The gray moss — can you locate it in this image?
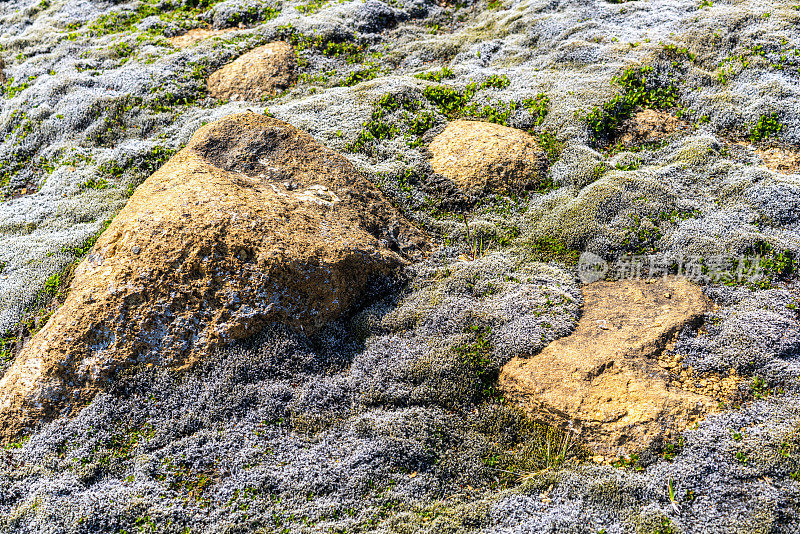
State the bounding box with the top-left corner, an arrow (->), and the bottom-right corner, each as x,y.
1,0 -> 800,531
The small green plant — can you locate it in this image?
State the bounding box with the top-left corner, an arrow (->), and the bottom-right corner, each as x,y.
348,93 -> 429,151
277,24 -> 367,64
537,131 -> 564,164
113,41 -> 134,60
413,66 -> 455,82
661,436 -> 684,461
522,93 -> 550,126
750,375 -> 773,399
662,44 -> 696,62
667,479 -> 680,513
615,159 -> 641,171
2,435 -> 29,450
612,454 -> 643,470
452,324 -> 496,401
296,0 -> 328,14
649,516 -> 677,534
2,75 -> 37,99
423,83 -> 477,117
82,177 -> 110,190
591,162 -> 608,182
747,112 -> 783,141
42,272 -> 62,298
340,65 -> 380,87
582,66 -> 681,144
743,240 -> 796,288
481,74 -> 510,89
406,111 -> 436,136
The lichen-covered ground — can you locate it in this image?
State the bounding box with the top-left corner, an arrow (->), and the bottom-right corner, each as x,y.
1,0 -> 799,531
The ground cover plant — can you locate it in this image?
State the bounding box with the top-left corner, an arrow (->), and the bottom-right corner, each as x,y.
1,0 -> 800,531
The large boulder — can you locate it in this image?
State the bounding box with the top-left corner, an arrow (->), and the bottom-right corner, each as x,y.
207,42 -> 296,101
428,120 -> 546,194
499,276 -> 734,457
0,113 -> 426,442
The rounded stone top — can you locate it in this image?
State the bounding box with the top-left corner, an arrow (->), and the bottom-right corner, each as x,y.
428,119 -> 546,194
207,42 -> 297,101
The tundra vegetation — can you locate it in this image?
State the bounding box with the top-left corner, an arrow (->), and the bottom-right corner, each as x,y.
0,0 -> 799,532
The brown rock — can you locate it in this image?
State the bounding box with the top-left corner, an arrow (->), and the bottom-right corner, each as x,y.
615,109 -> 688,146
207,42 -> 296,101
0,112 -> 426,443
498,276 -> 718,457
428,120 -> 546,194
756,146 -> 800,174
168,28 -> 239,49
0,56 -> 5,85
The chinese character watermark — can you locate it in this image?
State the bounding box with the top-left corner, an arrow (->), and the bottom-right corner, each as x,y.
578,252 -> 769,285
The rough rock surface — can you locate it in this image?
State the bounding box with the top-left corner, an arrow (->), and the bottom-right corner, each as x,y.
615,109 -> 688,146
499,277 -> 718,457
428,120 -> 545,194
0,112 -> 424,443
757,145 -> 800,174
168,28 -> 239,48
207,42 -> 297,101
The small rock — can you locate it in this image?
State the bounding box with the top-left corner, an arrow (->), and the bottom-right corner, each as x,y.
615,109 -> 688,146
207,42 -> 297,101
168,27 -> 239,48
428,120 -> 546,194
756,145 -> 800,174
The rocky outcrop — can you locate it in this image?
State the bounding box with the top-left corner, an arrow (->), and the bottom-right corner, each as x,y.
207,42 -> 296,101
428,120 -> 545,194
499,277 -> 722,457
0,112 -> 426,442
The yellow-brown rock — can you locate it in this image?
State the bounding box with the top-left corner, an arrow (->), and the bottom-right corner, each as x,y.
756,145 -> 800,174
498,277 -> 718,457
616,109 -> 688,146
207,42 -> 296,101
169,28 -> 239,49
428,120 -> 545,194
0,112 -> 426,443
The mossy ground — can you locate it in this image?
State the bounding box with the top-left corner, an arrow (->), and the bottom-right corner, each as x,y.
1,0 -> 800,531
